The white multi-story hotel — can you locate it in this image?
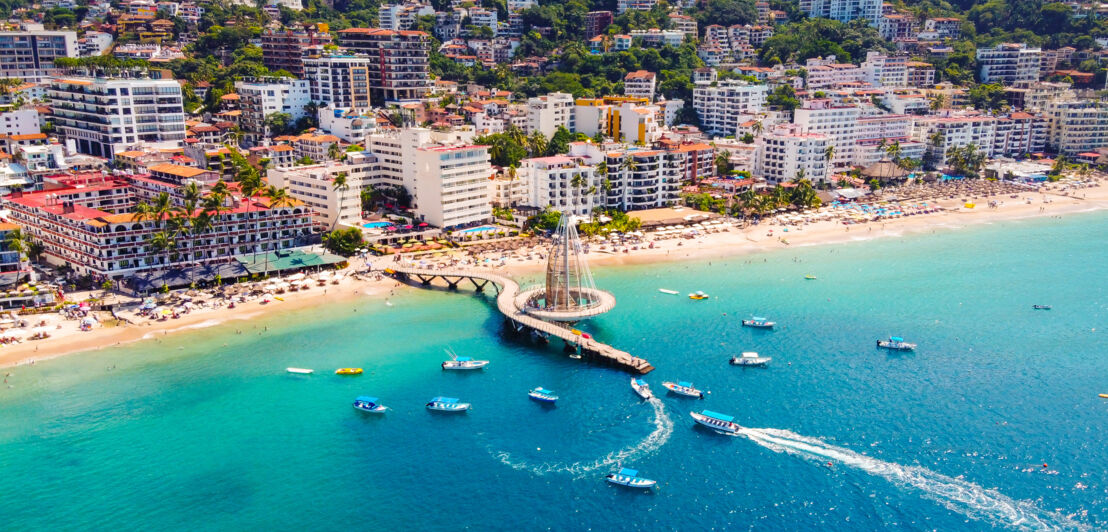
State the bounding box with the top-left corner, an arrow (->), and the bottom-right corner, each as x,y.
49,76 -> 186,159
792,100 -> 861,168
519,155 -> 602,217
805,56 -> 866,89
317,105 -> 376,143
1043,100 -> 1108,155
861,52 -> 909,87
692,80 -> 768,137
367,128 -> 492,228
568,142 -> 683,211
977,43 -> 1041,85
0,30 -> 78,83
756,125 -> 830,184
912,111 -> 1048,160
234,77 -> 312,135
617,0 -> 656,13
798,0 -> 881,24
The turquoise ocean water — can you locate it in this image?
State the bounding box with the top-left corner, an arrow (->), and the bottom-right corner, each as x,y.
1,212 -> 1106,531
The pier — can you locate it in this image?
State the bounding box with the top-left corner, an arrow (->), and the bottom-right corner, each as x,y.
383,266 -> 654,375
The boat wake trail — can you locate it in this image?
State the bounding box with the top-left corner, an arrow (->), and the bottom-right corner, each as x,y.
492,397 -> 673,478
738,427 -> 1087,531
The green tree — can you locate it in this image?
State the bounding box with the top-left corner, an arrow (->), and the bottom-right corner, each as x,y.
322,227 -> 365,256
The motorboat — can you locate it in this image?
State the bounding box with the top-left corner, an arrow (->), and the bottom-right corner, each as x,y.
741,316 -> 776,329
688,291 -> 709,300
876,336 -> 916,351
662,381 -> 704,398
630,378 -> 653,400
1032,304 -> 1052,310
352,396 -> 387,413
658,289 -> 679,295
335,368 -> 363,375
805,275 -> 817,280
528,387 -> 558,403
605,468 -> 657,489
286,367 -> 314,374
426,396 -> 470,412
442,348 -> 489,370
730,352 -> 772,367
690,410 -> 742,434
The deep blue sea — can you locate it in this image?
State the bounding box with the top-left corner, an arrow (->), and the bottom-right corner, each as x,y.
1,212 -> 1106,531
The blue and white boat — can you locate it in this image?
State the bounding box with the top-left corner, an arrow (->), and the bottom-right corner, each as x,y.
528,387 -> 558,403
426,396 -> 471,412
730,351 -> 772,367
605,468 -> 657,489
876,336 -> 916,351
630,378 -> 653,400
442,348 -> 489,370
741,316 -> 776,329
663,380 -> 704,398
352,396 -> 387,413
690,410 -> 741,434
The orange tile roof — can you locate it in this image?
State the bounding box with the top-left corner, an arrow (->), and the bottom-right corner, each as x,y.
10,133 -> 47,141
148,163 -> 209,178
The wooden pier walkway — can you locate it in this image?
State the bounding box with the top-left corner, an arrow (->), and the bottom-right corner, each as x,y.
383,266 -> 654,374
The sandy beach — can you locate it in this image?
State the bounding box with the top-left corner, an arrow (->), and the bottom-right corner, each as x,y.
3,178 -> 1105,370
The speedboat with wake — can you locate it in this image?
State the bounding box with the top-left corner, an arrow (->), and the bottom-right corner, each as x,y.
528,387 -> 558,403
441,348 -> 489,370
605,468 -> 657,489
876,336 -> 916,351
630,378 -> 653,400
730,351 -> 771,367
663,381 -> 704,398
426,396 -> 470,412
690,410 -> 742,434
352,396 -> 387,413
741,316 -> 776,329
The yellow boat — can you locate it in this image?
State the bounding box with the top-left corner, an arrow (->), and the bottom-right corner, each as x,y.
274,296 -> 284,301
1099,394 -> 1108,399
335,368 -> 363,375
688,291 -> 709,300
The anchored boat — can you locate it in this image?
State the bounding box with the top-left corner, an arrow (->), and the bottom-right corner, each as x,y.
335,368 -> 363,375
352,396 -> 387,413
730,351 -> 772,367
805,275 -> 817,280
741,316 -> 776,329
630,378 -> 653,400
528,387 -> 558,403
605,468 -> 657,489
426,396 -> 470,412
691,410 -> 742,434
658,288 -> 679,295
663,381 -> 704,398
442,348 -> 489,370
286,367 -> 314,374
1032,304 -> 1052,310
876,336 -> 916,351
688,291 -> 709,300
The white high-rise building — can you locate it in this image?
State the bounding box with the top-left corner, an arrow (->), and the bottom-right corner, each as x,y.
792,100 -> 861,168
0,30 -> 78,83
798,0 -> 881,25
692,80 -> 768,137
1043,100 -> 1108,155
366,128 -> 493,228
234,78 -> 312,135
49,76 -> 186,159
861,51 -> 909,87
977,43 -> 1041,85
519,155 -> 602,217
302,54 -> 373,111
617,0 -> 657,13
267,152 -> 381,229
756,125 -> 830,184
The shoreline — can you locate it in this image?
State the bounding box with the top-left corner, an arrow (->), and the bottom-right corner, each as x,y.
4,180 -> 1106,369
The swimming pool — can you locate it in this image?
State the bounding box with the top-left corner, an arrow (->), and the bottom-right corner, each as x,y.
363,221 -> 394,229
459,225 -> 499,233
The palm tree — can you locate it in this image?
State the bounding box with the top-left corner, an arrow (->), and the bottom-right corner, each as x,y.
824,145 -> 835,167
507,125 -> 527,148
885,140 -> 903,163
528,131 -> 548,157
327,142 -> 342,161
751,120 -> 764,137
148,229 -> 177,275
331,171 -> 349,229
262,185 -> 295,275
929,93 -> 946,111
239,172 -> 265,261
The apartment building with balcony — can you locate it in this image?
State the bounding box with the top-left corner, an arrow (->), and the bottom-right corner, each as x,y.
334,28 -> 431,103
692,80 -> 768,137
756,125 -> 830,184
527,92 -> 575,137
563,142 -> 683,211
792,99 -> 861,168
977,43 -> 1041,85
1043,100 -> 1108,155
624,70 -> 656,101
49,77 -> 187,159
267,152 -> 381,229
261,27 -> 332,78
0,30 -> 78,83
233,77 -> 312,135
519,155 -> 602,217
303,54 -> 372,111
912,111 -> 1048,161
799,0 -> 881,24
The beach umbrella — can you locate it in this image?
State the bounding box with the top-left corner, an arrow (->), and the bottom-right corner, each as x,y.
419,222 -> 429,227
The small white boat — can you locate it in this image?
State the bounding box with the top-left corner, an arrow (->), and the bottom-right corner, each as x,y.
441,348 -> 489,370
352,396 -> 387,413
730,352 -> 772,367
877,336 -> 916,351
663,381 -> 704,398
286,367 -> 314,374
630,378 -> 653,400
741,316 -> 776,329
426,396 -> 470,412
658,288 -> 679,295
528,387 -> 558,403
606,468 -> 657,489
691,410 -> 742,434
